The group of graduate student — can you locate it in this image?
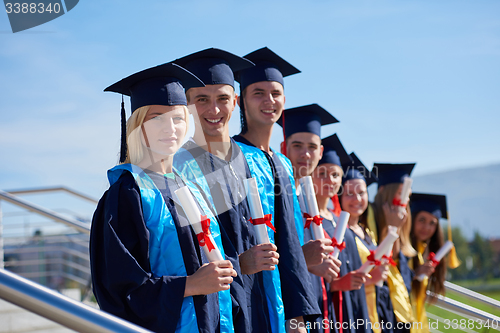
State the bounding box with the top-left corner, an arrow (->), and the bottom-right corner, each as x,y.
89,47 -> 459,333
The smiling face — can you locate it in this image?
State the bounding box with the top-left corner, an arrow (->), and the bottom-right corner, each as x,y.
312,163 -> 343,198
287,132 -> 324,179
412,210 -> 439,242
240,80 -> 285,129
187,84 -> 236,141
340,178 -> 369,219
140,105 -> 187,161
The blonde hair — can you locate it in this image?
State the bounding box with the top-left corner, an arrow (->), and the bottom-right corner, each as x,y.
373,183 -> 417,258
123,105 -> 189,165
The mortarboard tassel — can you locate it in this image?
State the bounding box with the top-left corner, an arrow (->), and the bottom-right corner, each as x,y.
331,194 -> 342,218
280,112 -> 287,156
447,212 -> 461,269
119,95 -> 127,163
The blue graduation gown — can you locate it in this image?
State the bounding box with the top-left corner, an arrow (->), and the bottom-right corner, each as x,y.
323,220 -> 372,333
174,138 -> 282,333
90,168 -> 229,333
233,135 -> 321,322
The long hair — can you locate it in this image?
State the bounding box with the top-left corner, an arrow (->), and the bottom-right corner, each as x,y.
123,105 -> 189,165
411,213 -> 446,300
373,183 -> 417,258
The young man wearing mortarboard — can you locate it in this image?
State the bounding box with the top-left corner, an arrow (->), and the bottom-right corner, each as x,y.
172,48 -> 286,333
234,47 -> 325,332
276,105 -> 347,333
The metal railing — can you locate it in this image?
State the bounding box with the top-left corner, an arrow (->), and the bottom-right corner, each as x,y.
0,268 -> 152,333
0,190 -> 90,235
6,186 -> 98,204
428,290 -> 500,324
445,281 -> 500,310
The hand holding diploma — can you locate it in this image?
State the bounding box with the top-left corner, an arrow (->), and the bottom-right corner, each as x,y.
392,177 -> 412,219
174,186 -> 223,262
374,226 -> 398,287
243,178 -> 274,244
416,240 -> 454,281
184,260 -> 237,296
331,211 -> 349,260
240,178 -> 279,274
300,176 -> 325,240
358,227 -> 399,274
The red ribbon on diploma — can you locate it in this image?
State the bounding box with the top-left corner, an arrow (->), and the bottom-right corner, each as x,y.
382,253 -> 397,267
367,250 -> 382,266
331,237 -> 346,252
303,213 -> 324,229
249,214 -> 276,232
392,198 -> 407,207
197,215 -> 215,252
427,252 -> 440,266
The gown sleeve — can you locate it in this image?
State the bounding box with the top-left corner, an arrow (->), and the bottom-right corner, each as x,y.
90,172 -> 186,333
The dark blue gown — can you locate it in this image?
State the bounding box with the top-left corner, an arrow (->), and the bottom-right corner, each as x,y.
354,231 -> 395,333
90,171 -> 222,333
174,138 -> 273,333
323,219 -> 372,333
233,135 -> 321,323
303,214 -> 338,333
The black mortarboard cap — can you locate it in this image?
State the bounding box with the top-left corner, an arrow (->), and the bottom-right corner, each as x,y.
277,104 -> 339,138
104,62 -> 204,163
104,62 -> 204,111
235,47 -> 300,92
343,152 -> 379,187
372,163 -> 416,187
410,193 -> 448,219
318,134 -> 350,168
172,48 -> 254,89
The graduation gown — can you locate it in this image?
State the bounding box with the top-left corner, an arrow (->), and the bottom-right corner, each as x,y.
323,219 -> 372,333
174,138 -> 284,333
354,228 -> 395,333
302,211 -> 338,333
233,135 -> 321,322
90,165 -> 233,333
387,251 -> 416,333
409,242 -> 430,333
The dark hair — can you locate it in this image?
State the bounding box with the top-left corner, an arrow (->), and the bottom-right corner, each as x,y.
239,88 -> 248,134
338,181 -> 370,238
411,211 -> 446,301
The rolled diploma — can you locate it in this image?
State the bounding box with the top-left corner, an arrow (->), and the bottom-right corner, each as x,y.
243,178 -> 270,244
398,177 -> 413,217
358,228 -> 399,274
300,176 -> 325,241
376,226 -> 398,286
332,211 -> 350,260
416,240 -> 454,281
174,186 -> 223,262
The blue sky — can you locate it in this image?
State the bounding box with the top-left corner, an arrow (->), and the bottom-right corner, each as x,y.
1,0 -> 499,201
